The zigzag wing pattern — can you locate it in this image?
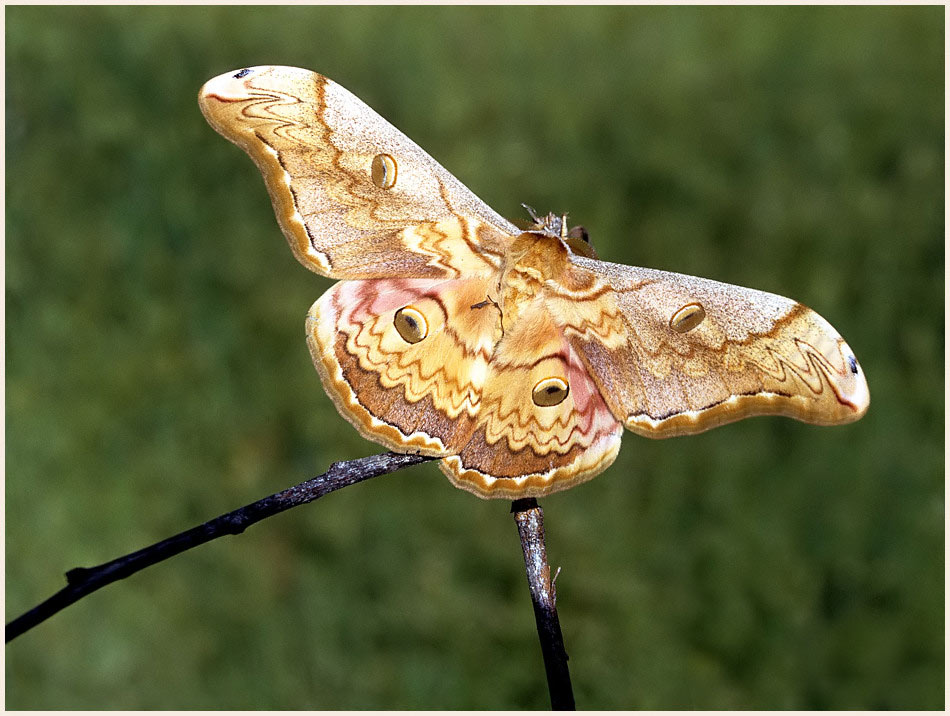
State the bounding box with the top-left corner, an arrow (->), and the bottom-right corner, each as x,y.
199,66 -> 514,280
559,257 -> 869,437
308,277 -> 623,498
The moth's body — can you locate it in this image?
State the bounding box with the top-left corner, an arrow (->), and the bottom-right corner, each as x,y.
497,230 -> 575,333
199,66 -> 869,499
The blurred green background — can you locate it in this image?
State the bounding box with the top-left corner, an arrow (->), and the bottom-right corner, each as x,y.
6,5 -> 943,709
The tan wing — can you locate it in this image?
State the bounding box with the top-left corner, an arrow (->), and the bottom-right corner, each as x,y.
308,276 -> 623,499
199,66 -> 515,280
550,255 -> 870,437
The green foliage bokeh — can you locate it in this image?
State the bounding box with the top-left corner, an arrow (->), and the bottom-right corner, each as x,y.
6,6 -> 943,709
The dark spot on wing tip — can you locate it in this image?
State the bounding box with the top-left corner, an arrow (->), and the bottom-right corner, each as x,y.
848,355 -> 859,374
233,68 -> 252,79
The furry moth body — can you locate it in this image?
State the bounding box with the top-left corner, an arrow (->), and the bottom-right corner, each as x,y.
199,66 -> 869,499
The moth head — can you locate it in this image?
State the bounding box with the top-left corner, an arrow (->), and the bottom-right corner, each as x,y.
520,207 -> 565,236
518,204 -> 597,258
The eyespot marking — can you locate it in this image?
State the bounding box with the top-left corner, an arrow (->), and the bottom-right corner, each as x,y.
670,302 -> 706,333
233,68 -> 252,79
532,377 -> 570,407
848,355 -> 859,374
371,153 -> 398,189
394,306 -> 427,344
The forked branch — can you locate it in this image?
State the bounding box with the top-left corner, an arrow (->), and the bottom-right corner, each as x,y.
6,452 -> 576,709
5,452 -> 430,641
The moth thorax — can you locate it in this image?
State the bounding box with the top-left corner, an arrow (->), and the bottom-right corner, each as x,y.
497,233 -> 570,331
503,232 -> 570,282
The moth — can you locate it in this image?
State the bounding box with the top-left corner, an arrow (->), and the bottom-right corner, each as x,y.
199,66 -> 869,500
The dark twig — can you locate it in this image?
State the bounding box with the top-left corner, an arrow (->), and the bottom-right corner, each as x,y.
512,498 -> 575,710
7,453 -> 579,709
5,451 -> 433,642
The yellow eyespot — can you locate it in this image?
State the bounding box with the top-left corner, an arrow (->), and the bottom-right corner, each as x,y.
669,302 -> 706,333
394,306 -> 427,344
371,153 -> 398,189
532,377 -> 569,407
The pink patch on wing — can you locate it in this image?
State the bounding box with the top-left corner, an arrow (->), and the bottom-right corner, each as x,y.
563,338 -> 621,440
337,278 -> 466,325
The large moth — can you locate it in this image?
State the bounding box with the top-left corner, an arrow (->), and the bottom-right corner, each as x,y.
199,66 -> 869,499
